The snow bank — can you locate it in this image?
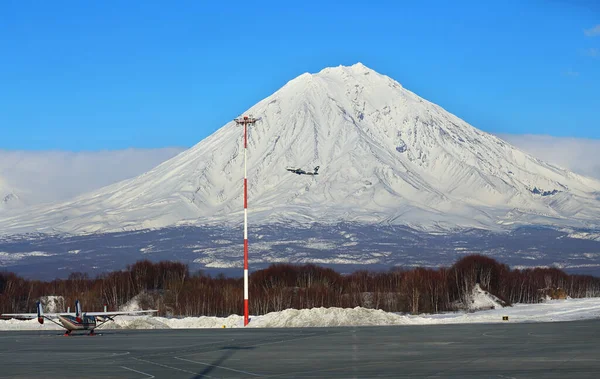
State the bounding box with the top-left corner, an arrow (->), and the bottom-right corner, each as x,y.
467,284 -> 505,311
247,307 -> 409,328
0,318 -> 63,331
2,298 -> 599,331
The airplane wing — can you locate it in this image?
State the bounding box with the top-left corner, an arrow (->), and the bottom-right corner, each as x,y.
2,310 -> 156,318
1,311 -> 77,318
1,300 -> 74,320
84,310 -> 157,317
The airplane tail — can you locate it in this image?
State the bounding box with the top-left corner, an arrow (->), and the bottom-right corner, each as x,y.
75,300 -> 82,322
314,166 -> 319,174
36,301 -> 44,324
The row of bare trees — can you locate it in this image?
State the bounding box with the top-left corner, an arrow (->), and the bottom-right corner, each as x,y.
1,255 -> 600,317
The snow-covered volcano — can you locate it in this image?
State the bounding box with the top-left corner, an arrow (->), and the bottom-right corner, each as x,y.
2,63 -> 600,234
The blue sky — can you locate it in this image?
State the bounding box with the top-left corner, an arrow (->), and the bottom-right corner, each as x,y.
1,0 -> 599,151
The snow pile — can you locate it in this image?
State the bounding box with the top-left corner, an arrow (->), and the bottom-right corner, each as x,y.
101,314 -> 244,330
2,298 -> 599,331
467,284 -> 505,311
102,316 -> 170,330
247,307 -> 408,328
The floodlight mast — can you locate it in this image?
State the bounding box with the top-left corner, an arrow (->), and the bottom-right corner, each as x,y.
234,115 -> 257,326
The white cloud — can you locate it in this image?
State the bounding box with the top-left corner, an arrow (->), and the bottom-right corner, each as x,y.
498,134 -> 600,180
0,147 -> 185,205
584,25 -> 600,37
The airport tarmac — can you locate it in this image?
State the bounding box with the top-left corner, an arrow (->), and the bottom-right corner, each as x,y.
0,319 -> 599,378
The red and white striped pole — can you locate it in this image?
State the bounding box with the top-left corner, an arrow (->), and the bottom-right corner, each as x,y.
235,115 -> 257,326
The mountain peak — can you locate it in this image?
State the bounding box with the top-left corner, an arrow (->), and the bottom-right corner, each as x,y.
351,61 -> 369,69
321,62 -> 371,71
317,62 -> 376,76
328,62 -> 373,72
347,62 -> 375,74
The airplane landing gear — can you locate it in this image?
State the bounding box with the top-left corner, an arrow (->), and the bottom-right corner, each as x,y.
63,330 -> 71,337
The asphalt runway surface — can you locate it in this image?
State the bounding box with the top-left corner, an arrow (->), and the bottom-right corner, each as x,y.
1,320 -> 599,378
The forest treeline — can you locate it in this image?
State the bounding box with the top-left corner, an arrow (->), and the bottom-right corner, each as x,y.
1,255 -> 600,317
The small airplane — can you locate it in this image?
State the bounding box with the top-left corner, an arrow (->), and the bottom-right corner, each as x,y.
1,300 -> 157,336
286,166 -> 320,175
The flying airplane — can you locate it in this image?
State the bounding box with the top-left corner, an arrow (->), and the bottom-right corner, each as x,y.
286,166 -> 320,175
1,300 -> 157,336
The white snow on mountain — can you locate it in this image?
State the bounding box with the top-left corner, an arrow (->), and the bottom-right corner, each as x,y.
1,297 -> 599,330
1,63 -> 600,234
0,251 -> 55,266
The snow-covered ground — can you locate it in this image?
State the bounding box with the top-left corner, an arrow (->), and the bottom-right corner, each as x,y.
1,298 -> 599,331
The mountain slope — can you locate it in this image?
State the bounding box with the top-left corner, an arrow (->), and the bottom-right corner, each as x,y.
1,63 -> 600,234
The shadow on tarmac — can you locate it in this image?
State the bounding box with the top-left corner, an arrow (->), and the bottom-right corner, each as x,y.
192,345 -> 255,378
